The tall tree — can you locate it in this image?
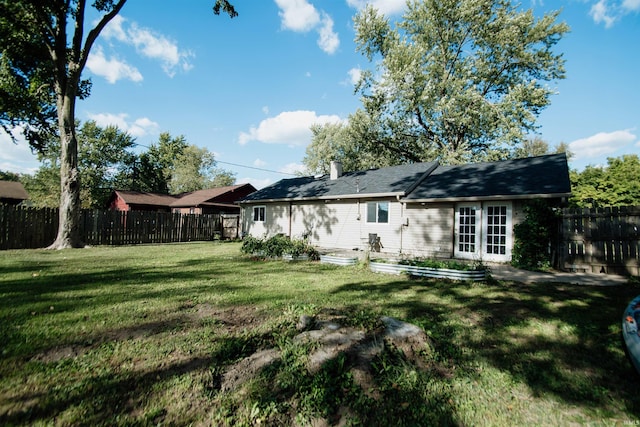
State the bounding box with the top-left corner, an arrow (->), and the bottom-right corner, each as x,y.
76,121 -> 137,207
513,136 -> 573,160
169,145 -> 217,194
571,155 -> 640,207
120,132 -> 235,194
0,0 -> 237,248
352,0 -> 569,165
22,120 -> 137,208
303,119 -> 390,175
0,171 -> 21,181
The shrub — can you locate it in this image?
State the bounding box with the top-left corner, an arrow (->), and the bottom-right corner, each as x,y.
240,235 -> 263,255
240,235 -> 319,260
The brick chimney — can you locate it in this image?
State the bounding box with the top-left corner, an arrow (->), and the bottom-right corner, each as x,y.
330,161 -> 343,180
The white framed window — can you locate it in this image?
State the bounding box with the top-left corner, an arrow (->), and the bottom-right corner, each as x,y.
253,206 -> 265,222
367,201 -> 389,223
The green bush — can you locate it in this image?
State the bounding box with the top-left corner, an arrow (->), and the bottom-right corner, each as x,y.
241,235 -> 319,260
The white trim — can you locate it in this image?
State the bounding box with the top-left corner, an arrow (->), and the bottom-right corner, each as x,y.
252,205 -> 266,222
366,201 -> 390,224
481,202 -> 512,263
454,202 -> 513,262
454,203 -> 481,260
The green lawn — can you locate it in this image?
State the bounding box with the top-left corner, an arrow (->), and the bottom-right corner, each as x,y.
1,242 -> 639,426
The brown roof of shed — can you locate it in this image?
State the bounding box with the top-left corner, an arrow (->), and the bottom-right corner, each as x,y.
170,184 -> 256,207
114,190 -> 179,206
0,181 -> 29,201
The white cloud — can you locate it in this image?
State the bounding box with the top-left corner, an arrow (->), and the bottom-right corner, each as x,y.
253,158 -> 267,167
317,13 -> 339,54
346,0 -> 406,15
86,45 -> 143,84
0,129 -> 40,175
588,0 -> 640,27
101,15 -> 193,78
102,14 -> 128,40
590,0 -> 617,27
347,67 -> 362,85
280,162 -> 306,175
87,112 -> 159,138
238,110 -> 344,146
237,176 -> 273,190
569,129 -> 637,159
275,0 -> 320,31
274,0 -> 339,54
262,106 -> 270,115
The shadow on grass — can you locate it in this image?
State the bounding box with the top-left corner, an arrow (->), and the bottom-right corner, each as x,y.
0,321 -> 279,426
331,276 -> 640,419
2,245 -> 639,424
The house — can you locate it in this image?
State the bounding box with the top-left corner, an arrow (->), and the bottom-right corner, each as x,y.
108,183 -> 257,214
169,184 -> 257,214
0,181 -> 30,205
108,190 -> 178,212
238,153 -> 571,263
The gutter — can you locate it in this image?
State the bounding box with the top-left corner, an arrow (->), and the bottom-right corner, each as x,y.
405,192 -> 572,204
238,191 -> 407,204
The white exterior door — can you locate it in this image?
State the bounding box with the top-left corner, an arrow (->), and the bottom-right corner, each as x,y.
454,203 -> 512,262
454,204 -> 480,259
482,203 -> 512,262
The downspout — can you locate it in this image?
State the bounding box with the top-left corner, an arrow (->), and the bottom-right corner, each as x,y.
397,194 -> 403,254
288,202 -> 292,238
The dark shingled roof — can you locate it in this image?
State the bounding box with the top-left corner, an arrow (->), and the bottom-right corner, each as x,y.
240,162 -> 438,202
0,180 -> 29,201
405,153 -> 571,201
240,154 -> 571,204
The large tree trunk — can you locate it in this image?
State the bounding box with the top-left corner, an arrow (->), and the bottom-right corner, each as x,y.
48,93 -> 84,249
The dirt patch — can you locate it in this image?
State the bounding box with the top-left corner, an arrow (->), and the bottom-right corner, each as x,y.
190,303 -> 268,333
217,309 -> 433,395
31,345 -> 88,363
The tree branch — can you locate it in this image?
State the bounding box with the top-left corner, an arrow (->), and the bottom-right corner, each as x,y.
78,0 -> 127,74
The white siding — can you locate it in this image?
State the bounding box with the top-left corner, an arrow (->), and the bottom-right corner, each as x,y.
402,203 -> 454,257
242,203 -> 289,237
242,198 -> 524,261
288,199 -> 405,252
290,201 -> 362,249
243,199 -> 405,254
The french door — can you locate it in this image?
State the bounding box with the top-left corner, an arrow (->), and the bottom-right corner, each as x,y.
454,203 -> 512,262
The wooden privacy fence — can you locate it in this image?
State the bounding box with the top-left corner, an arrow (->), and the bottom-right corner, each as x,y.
0,204 -> 238,250
559,206 -> 640,276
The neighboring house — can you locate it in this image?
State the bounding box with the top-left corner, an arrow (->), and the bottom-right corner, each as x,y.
170,184 -> 257,214
239,153 -> 571,263
0,181 -> 30,205
108,190 -> 178,212
108,184 -> 257,214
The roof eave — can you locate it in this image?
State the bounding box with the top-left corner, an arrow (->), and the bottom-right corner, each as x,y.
405,192 -> 572,204
239,192 -> 406,204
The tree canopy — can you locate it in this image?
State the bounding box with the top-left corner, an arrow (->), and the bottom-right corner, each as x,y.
570,155 -> 640,208
319,0 -> 569,170
21,125 -> 236,208
0,0 -> 237,248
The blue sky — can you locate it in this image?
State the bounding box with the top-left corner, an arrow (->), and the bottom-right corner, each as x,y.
1,0 -> 639,189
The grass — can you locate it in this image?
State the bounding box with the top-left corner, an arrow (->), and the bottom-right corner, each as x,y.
1,241 -> 639,426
